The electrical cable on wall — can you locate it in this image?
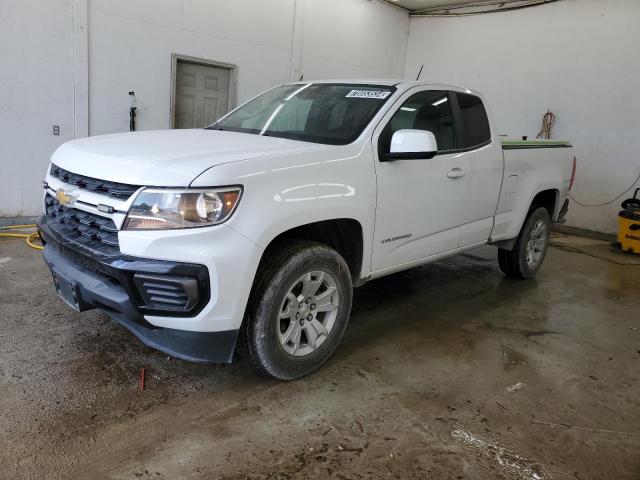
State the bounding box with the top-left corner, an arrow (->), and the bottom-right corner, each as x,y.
530,110 -> 640,208
536,110 -> 555,140
570,173 -> 640,208
129,91 -> 137,132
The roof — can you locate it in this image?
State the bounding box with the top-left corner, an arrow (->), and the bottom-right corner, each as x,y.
287,79 -> 402,86
286,79 -> 474,92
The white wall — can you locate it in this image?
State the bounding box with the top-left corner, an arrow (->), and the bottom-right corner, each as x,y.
0,0 -> 76,219
88,0 -> 409,135
297,0 -> 409,80
0,0 -> 409,218
405,0 -> 640,234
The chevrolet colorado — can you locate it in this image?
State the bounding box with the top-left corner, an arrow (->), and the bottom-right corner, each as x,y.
37,80 -> 575,379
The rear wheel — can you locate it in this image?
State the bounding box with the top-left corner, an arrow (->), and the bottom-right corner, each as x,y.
241,241 -> 353,380
498,207 -> 551,279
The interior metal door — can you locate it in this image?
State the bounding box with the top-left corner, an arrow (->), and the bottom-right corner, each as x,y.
175,61 -> 230,129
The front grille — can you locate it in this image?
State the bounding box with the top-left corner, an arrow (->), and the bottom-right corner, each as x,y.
45,194 -> 120,255
133,274 -> 199,312
50,164 -> 139,200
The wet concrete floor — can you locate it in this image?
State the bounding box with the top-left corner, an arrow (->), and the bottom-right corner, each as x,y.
0,236 -> 639,479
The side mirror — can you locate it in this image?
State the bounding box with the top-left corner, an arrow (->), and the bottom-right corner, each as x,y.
382,129 -> 438,161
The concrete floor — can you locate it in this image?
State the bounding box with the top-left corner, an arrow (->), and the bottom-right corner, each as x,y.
0,235 -> 639,480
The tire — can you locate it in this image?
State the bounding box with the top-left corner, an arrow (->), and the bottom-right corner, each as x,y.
241,240 -> 353,380
498,207 -> 551,279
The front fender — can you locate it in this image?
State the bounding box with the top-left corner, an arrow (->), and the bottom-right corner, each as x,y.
191,140 -> 377,279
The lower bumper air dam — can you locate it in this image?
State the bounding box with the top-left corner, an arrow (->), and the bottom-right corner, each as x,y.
38,220 -> 238,364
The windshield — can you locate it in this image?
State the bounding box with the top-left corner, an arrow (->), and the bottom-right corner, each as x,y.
207,83 -> 396,145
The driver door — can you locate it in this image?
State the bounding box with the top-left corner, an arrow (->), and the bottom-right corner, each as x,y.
371,88 -> 469,272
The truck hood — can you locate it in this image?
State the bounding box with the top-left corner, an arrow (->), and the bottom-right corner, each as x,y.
50,129 -> 328,186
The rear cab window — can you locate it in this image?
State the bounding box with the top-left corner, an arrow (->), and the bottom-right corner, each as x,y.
453,92 -> 491,149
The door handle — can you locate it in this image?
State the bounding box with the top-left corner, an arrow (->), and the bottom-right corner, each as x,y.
447,168 -> 466,179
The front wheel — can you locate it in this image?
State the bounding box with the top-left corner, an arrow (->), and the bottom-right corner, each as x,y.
498,207 -> 551,279
241,240 -> 353,380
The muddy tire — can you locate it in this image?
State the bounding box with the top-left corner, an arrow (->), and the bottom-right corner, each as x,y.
241,240 -> 353,380
498,207 -> 551,279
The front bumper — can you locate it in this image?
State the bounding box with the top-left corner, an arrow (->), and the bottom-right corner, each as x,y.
37,217 -> 239,363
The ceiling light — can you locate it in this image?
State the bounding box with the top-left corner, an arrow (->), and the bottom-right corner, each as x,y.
432,97 -> 448,106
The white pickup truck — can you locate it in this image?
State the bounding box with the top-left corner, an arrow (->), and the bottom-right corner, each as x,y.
38,80 -> 575,379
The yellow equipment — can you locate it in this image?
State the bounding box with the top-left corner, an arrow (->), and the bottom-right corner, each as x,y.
618,188 -> 640,254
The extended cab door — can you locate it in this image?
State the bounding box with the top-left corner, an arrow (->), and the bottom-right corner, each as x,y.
449,92 -> 503,247
371,89 -> 469,272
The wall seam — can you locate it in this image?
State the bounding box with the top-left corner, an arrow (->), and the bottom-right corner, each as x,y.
72,0 -> 89,138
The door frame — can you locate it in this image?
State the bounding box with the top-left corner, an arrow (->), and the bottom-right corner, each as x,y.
170,54 -> 238,129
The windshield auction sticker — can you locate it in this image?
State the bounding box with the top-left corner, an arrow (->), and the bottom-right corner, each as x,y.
345,89 -> 392,99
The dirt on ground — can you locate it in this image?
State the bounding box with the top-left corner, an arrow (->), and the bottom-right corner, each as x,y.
0,236 -> 639,479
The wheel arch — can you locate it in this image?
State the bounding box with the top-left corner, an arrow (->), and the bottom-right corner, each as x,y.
256,218 -> 365,286
490,187 -> 560,249
529,188 -> 559,220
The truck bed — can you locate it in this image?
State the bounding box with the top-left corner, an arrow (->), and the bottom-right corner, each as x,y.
490,138 -> 575,242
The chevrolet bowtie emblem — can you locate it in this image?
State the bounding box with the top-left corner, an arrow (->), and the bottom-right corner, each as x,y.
55,188 -> 78,207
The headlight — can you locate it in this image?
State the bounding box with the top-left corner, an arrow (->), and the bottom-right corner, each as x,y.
123,187 -> 242,230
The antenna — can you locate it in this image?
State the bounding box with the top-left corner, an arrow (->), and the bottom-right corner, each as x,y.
416,65 -> 424,81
